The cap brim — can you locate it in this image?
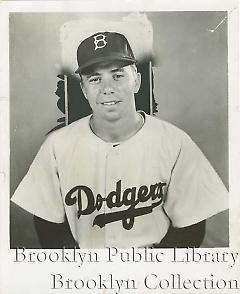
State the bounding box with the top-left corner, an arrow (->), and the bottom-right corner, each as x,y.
75,55 -> 136,74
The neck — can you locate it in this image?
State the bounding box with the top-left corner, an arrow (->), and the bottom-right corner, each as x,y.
90,111 -> 144,143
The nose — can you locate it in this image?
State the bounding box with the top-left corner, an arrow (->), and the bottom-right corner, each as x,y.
101,77 -> 114,95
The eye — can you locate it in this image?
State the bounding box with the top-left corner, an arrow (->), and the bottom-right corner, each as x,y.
113,73 -> 124,80
88,76 -> 101,84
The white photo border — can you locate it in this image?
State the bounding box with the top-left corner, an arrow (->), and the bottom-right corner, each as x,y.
0,1 -> 239,293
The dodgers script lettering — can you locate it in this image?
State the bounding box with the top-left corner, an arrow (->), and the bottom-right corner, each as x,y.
65,180 -> 167,229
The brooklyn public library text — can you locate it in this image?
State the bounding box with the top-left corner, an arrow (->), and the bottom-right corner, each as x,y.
14,247 -> 239,268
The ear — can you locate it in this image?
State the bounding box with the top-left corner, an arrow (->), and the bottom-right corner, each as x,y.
134,72 -> 141,94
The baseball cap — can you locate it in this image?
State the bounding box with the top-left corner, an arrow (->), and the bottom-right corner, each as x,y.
75,31 -> 137,74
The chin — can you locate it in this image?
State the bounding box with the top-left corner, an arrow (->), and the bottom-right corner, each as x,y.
103,112 -> 121,122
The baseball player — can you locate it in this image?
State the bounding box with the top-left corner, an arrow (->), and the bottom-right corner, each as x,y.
11,31 -> 228,248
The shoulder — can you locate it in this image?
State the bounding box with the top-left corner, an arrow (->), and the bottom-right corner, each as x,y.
46,116 -> 90,143
144,113 -> 190,142
142,113 -> 201,159
39,116 -> 91,156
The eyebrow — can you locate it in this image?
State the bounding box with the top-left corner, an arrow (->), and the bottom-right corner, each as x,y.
111,68 -> 124,73
85,73 -> 100,79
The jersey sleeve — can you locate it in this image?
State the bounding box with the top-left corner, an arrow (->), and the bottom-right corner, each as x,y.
163,132 -> 228,228
11,135 -> 65,223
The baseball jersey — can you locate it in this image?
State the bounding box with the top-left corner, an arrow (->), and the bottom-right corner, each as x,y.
11,112 -> 228,248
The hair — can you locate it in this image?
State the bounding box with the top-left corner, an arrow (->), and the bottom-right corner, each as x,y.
130,63 -> 138,73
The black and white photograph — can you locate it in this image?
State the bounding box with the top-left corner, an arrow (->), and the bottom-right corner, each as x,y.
10,11 -> 229,249
0,1 -> 239,293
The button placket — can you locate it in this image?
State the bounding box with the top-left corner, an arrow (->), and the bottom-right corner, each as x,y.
104,146 -> 120,246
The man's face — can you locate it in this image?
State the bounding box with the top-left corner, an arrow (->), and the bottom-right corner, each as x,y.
80,62 -> 141,122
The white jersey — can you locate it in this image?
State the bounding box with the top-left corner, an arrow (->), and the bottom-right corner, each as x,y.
11,113 -> 228,248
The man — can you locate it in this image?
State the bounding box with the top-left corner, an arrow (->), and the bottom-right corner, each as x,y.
11,31 -> 228,248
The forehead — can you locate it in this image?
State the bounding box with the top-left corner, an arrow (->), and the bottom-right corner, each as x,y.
81,61 -> 134,76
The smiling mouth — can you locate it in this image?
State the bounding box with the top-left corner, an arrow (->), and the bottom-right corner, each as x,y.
101,101 -> 120,106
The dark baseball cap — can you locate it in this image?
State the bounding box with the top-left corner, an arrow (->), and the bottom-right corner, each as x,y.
75,31 -> 136,74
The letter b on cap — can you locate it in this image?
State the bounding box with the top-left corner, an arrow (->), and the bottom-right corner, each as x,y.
93,34 -> 107,50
